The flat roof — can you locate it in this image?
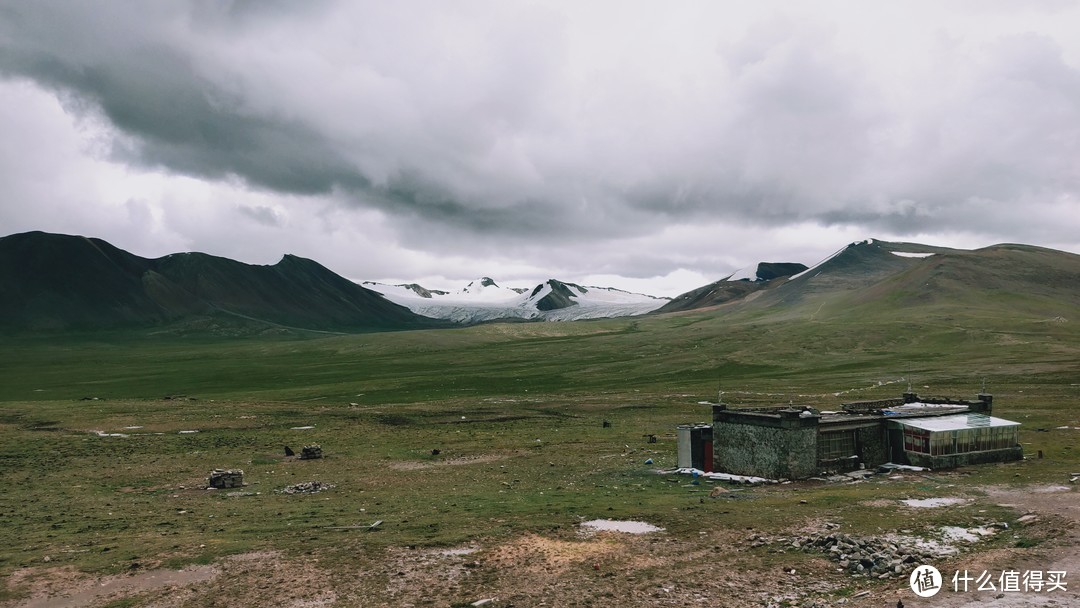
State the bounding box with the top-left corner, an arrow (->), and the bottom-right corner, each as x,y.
883,402 -> 971,415
889,413 -> 1020,432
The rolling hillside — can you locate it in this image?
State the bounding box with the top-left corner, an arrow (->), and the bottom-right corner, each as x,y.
663,239 -> 1080,324
657,261 -> 807,313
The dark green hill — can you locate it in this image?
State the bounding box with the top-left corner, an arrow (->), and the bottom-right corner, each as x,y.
0,231 -> 439,333
656,261 -> 807,313
656,279 -> 766,313
845,243 -> 1080,317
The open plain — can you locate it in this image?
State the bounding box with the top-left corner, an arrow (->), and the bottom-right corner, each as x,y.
2,292 -> 1078,607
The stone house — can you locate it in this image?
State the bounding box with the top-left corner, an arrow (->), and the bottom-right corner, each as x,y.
692,392 -> 1021,479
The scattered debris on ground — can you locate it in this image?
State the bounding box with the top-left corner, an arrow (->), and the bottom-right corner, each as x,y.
669,468 -> 776,484
749,521 -> 1002,579
277,480 -> 335,494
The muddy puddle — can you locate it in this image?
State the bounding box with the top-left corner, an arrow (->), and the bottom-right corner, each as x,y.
580,519 -> 664,534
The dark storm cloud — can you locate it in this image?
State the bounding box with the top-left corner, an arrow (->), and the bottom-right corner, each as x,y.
1,0 -> 1078,255
0,5 -> 366,196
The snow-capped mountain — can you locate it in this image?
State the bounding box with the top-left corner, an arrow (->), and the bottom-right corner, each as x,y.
361,277 -> 669,324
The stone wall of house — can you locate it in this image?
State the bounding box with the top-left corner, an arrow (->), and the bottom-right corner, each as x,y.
712,407 -> 818,479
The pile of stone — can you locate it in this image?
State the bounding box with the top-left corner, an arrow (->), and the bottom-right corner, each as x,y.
278,480 -> 336,495
299,444 -> 323,460
208,469 -> 244,489
750,528 -> 937,579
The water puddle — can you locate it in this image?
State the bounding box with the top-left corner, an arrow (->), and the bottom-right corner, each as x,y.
939,526 -> 996,543
900,497 -> 968,508
439,547 -> 479,556
1032,485 -> 1071,493
580,519 -> 664,534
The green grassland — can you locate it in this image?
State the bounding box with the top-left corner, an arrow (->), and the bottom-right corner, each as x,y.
1,300 -> 1078,602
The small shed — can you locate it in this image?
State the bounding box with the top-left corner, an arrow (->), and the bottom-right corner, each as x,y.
676,424 -> 713,472
887,413 -> 1021,469
208,469 -> 244,489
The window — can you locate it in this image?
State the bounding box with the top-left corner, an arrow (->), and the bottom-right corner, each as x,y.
903,428 -> 930,454
930,431 -> 955,456
818,431 -> 856,462
904,425 -> 1018,456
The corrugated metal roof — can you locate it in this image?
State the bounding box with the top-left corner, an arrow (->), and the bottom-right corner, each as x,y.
889,413 -> 1020,432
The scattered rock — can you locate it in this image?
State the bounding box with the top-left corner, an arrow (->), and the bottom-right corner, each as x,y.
207,469 -> 244,489
299,444 -> 323,460
752,529 -> 938,578
278,481 -> 336,495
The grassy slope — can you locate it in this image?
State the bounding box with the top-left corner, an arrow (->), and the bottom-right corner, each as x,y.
0,245 -> 1077,603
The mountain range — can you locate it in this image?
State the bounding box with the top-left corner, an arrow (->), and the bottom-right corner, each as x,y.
2,231 -> 1078,333
362,277 -> 670,323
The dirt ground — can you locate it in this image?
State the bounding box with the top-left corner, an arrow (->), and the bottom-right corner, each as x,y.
4,484 -> 1077,608
889,485 -> 1080,608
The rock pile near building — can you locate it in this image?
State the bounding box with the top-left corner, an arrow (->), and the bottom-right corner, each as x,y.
208,469 -> 244,489
750,530 -> 937,579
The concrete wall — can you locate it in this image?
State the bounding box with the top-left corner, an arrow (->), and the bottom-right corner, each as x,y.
712,407 -> 818,479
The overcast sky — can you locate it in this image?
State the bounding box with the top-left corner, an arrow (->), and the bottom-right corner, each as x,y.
2,1 -> 1078,296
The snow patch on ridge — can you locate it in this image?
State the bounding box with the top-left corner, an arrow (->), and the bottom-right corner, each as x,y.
726,264 -> 759,282
361,278 -> 668,324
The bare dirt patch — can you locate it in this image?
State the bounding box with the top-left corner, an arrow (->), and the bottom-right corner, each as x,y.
5,564 -> 217,608
3,551 -> 340,608
385,452 -> 513,471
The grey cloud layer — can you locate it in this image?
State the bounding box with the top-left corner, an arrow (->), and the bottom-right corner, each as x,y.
1,1 -> 1078,248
